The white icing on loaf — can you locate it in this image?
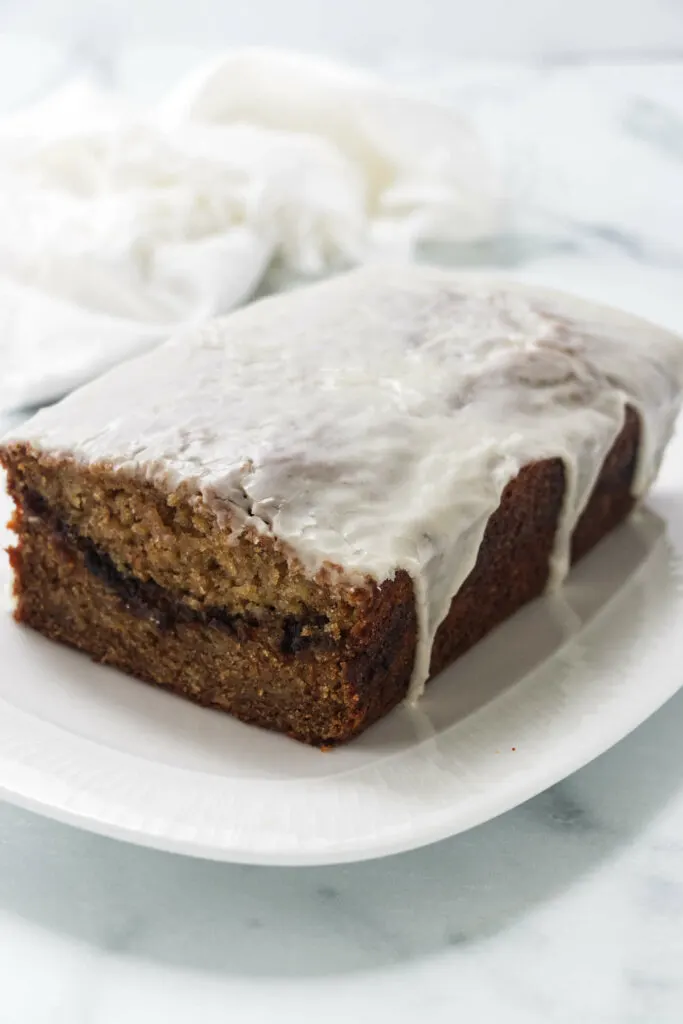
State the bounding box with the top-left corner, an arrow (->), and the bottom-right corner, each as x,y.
6,265 -> 683,699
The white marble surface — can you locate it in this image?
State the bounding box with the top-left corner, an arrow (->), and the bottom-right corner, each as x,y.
2,34 -> 683,1024
3,0 -> 683,59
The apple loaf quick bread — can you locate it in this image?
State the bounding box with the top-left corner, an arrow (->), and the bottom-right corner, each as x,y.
2,266 -> 682,746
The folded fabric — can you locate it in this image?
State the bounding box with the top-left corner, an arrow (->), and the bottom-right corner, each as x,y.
0,48 -> 497,413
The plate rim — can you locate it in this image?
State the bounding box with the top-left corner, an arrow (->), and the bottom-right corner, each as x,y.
0,668 -> 681,867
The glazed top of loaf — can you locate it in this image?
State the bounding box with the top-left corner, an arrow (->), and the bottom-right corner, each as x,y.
7,265 -> 683,697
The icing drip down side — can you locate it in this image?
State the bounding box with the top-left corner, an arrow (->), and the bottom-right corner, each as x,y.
7,265 -> 683,700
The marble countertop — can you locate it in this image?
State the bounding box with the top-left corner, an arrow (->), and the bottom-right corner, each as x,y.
1,37 -> 683,1024
4,691 -> 683,1024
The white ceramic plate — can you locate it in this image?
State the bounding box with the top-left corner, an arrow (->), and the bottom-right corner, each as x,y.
1,429 -> 683,866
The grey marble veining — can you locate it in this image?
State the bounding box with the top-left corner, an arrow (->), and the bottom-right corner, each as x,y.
1,32 -> 683,1024
3,688 -> 683,1021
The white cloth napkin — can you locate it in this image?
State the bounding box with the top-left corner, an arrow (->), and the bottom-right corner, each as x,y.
0,48 -> 498,414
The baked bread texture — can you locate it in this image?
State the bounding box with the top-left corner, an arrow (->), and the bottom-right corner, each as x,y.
2,266 -> 681,745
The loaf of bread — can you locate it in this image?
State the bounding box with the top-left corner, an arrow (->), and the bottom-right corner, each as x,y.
2,266 -> 682,745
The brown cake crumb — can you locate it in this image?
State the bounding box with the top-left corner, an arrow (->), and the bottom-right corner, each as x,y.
0,409 -> 639,746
